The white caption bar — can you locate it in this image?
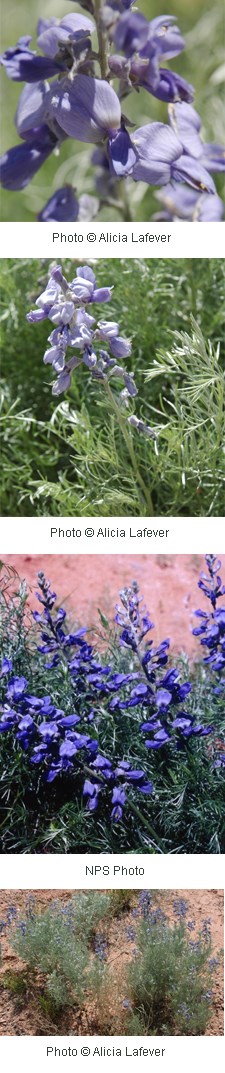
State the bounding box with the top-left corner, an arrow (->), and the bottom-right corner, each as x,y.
0,222 -> 224,258
0,516 -> 224,554
0,1035 -> 224,1073
1,854 -> 225,889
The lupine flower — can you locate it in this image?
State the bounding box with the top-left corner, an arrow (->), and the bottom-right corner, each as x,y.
154,183 -> 224,221
39,186 -> 80,222
111,14 -> 192,104
1,4 -> 223,220
131,123 -> 216,192
0,15 -> 94,80
0,36 -> 64,82
38,186 -> 98,223
27,264 -> 137,400
113,580 -> 214,749
0,572 -> 154,819
168,103 -> 225,174
48,74 -> 137,177
0,657 -> 13,677
111,785 -> 126,820
113,12 -> 184,59
0,124 -> 61,191
193,555 -> 225,694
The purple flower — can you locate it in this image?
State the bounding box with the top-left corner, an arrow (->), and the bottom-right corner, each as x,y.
47,74 -> 137,178
169,103 -> 225,174
192,555 -> 225,692
0,124 -> 59,191
39,720 -> 59,741
83,779 -> 100,810
0,658 -> 13,677
36,13 -> 94,58
149,70 -> 194,105
0,709 -> 19,732
132,122 -> 216,193
48,74 -> 121,143
38,185 -> 80,222
148,16 -> 185,58
154,183 -> 224,221
112,12 -> 187,105
6,676 -> 28,702
70,266 -> 112,304
0,37 -> 63,82
107,126 -> 138,177
27,264 -> 137,401
111,785 -> 126,821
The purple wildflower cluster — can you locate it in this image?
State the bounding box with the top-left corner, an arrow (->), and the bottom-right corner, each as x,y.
112,580 -> 213,747
0,3 -> 224,221
26,262 -> 138,400
0,895 -> 36,938
1,557 -> 224,826
193,555 -> 225,691
0,571 -> 153,822
192,554 -> 225,767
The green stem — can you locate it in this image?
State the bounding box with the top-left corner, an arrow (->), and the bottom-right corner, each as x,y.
118,179 -> 133,223
104,379 -> 154,515
81,764 -> 164,851
94,0 -> 108,79
129,800 -> 165,852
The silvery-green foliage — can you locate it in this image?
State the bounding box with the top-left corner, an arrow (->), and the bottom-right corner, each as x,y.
11,892 -> 111,1006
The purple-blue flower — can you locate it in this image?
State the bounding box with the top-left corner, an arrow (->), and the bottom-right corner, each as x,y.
0,36 -> 63,82
27,264 -> 137,401
132,122 -> 216,192
154,183 -> 224,221
111,785 -> 126,821
0,125 -> 59,191
0,658 -> 13,677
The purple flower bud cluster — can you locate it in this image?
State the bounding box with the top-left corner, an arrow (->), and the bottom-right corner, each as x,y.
26,263 -> 137,399
0,4 -> 224,221
0,671 -> 152,818
1,558 -> 223,827
0,572 -> 154,823
112,581 -> 213,748
192,555 -> 225,695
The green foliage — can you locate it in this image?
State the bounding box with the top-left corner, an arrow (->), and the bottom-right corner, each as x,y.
0,258 -> 224,516
109,891 -> 134,916
126,915 -> 213,1035
1,890 -> 220,1035
10,893 -> 111,1008
1,970 -> 28,995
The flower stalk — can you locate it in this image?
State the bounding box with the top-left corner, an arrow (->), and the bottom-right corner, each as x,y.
104,379 -> 154,515
94,0 -> 109,80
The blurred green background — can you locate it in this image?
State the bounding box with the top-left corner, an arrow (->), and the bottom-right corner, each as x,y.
0,0 -> 224,221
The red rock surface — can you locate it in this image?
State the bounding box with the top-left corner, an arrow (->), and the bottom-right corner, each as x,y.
2,554 -> 225,657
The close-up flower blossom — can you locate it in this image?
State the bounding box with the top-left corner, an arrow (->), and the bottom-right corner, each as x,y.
0,1 -> 224,220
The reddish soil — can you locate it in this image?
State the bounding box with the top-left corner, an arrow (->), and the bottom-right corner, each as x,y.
3,554 -> 225,659
0,889 -> 223,1037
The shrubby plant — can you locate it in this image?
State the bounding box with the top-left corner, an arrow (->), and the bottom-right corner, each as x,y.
0,2 -> 224,222
0,555 -> 224,853
0,890 -> 220,1034
124,892 -> 217,1035
0,892 -> 111,1008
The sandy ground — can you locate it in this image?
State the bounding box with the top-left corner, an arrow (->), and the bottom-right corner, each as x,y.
2,554 -> 225,658
0,889 -> 223,1037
